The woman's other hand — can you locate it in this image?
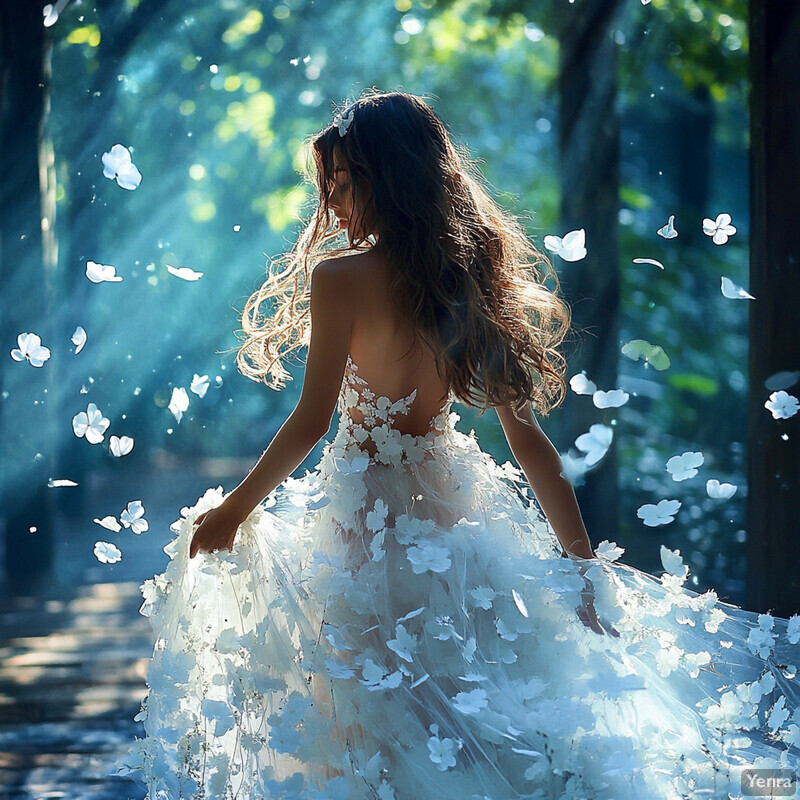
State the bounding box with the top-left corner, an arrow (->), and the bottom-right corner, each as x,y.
189,499 -> 247,559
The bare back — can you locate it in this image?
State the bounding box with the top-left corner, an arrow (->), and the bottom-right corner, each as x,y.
344,249 -> 451,438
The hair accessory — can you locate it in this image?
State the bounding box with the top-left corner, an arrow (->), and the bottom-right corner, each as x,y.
333,105 -> 355,137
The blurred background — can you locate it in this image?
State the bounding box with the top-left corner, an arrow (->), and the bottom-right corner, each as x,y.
1,0 -> 754,603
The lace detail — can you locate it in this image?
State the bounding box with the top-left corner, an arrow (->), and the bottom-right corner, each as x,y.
333,354 -> 456,466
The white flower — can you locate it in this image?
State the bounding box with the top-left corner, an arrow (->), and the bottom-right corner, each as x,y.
359,658 -> 403,691
366,498 -> 388,532
370,528 -> 386,562
542,565 -> 585,594
765,390 -> 799,420
120,500 -> 148,534
637,498 -> 681,527
72,403 -> 110,444
470,585 -> 496,610
569,372 -> 597,395
596,540 -> 624,562
682,650 -> 711,678
387,624 -> 417,663
190,373 -> 210,397
201,698 -> 235,737
593,388 -> 629,409
109,435 -> 134,457
102,143 -> 142,190
769,695 -> 789,732
702,212 -> 736,245
333,106 -> 354,137
543,228 -> 586,261
168,386 -> 190,423
85,260 -> 123,283
334,455 -> 370,473
406,541 -> 451,574
748,614 -> 776,659
703,691 -> 754,730
393,514 -> 435,545
94,541 -> 122,564
721,276 -> 755,300
71,326 -> 87,354
166,264 -> 203,281
371,424 -> 404,463
666,451 -> 704,481
706,479 -> 737,499
660,545 -> 688,579
452,688 -> 488,714
324,657 -> 356,679
574,423 -> 613,467
787,614 -> 800,644
657,214 -> 678,239
427,733 -> 461,771
10,332 -> 51,367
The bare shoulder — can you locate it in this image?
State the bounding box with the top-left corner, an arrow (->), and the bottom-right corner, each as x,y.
312,249 -> 384,302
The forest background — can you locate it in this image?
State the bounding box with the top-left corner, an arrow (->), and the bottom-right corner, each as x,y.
1,0 -> 797,615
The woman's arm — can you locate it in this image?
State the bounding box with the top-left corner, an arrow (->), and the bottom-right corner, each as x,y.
189,259 -> 354,558
495,403 -> 594,560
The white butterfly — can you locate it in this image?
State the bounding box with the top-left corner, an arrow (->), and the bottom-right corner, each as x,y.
543,228 -> 586,262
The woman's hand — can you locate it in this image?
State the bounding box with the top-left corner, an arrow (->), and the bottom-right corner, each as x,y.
189,499 -> 247,559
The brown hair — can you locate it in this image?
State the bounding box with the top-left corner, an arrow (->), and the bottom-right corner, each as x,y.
237,90 -> 571,417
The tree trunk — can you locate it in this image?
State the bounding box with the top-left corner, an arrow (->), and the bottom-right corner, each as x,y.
746,0 -> 800,616
555,0 -> 623,545
0,1 -> 55,592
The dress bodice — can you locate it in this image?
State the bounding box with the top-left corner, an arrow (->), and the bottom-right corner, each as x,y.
333,354 -> 457,466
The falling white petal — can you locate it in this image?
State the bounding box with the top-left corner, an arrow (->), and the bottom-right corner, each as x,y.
592,389 -> 630,409
10,332 -> 50,367
544,228 -> 586,262
109,435 -> 135,457
632,257 -> 665,270
569,372 -> 597,395
71,326 -> 87,354
48,478 -> 78,488
657,215 -> 678,239
169,387 -> 190,423
721,276 -> 755,300
101,144 -> 142,190
94,541 -> 122,564
167,264 -> 204,281
94,515 -> 122,532
706,479 -> 738,500
86,260 -> 123,283
190,373 -> 210,397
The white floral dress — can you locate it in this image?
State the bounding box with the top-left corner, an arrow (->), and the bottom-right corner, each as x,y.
114,355 -> 800,800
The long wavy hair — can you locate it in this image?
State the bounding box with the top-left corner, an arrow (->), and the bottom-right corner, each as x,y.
237,90 -> 572,417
